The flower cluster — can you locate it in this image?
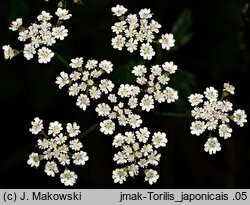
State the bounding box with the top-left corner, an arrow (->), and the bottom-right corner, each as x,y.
28,117 -> 89,186
132,62 -> 179,106
188,83 -> 247,154
96,86 -> 142,135
111,4 -> 175,60
56,58 -> 114,111
3,8 -> 71,63
112,128 -> 167,184
96,62 -> 178,135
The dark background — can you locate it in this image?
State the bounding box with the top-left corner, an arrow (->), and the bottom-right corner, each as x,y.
0,0 -> 249,188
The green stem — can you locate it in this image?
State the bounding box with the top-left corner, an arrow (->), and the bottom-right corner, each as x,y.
155,40 -> 164,63
136,109 -> 191,118
80,123 -> 98,138
40,131 -> 49,139
151,112 -> 192,118
54,52 -> 70,69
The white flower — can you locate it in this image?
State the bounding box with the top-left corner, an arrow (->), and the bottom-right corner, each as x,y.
56,134 -> 67,145
144,169 -> 159,185
69,57 -> 83,68
99,60 -> 113,73
99,79 -> 114,94
147,151 -> 161,165
152,132 -> 168,148
37,11 -> 52,21
44,161 -> 59,177
141,144 -> 153,156
206,119 -> 218,131
112,133 -> 125,147
89,86 -> 101,99
70,71 -> 82,81
131,85 -> 141,96
111,5 -> 128,17
113,151 -> 127,164
23,44 -> 36,60
55,8 -> 72,20
29,117 -> 44,134
72,151 -> 89,165
2,45 -> 15,60
139,8 -> 152,19
27,152 -> 40,168
154,91 -> 166,103
150,20 -> 162,33
76,94 -> 90,110
108,94 -> 117,103
112,168 -> 128,184
220,101 -> 233,112
111,35 -> 126,50
66,122 -> 80,137
118,84 -> 132,97
111,21 -> 127,34
190,121 -> 206,136
140,94 -> 154,112
132,65 -> 147,77
204,137 -> 221,155
218,124 -> 232,139
37,47 -> 54,63
48,121 -> 63,136
58,154 -> 70,166
126,39 -> 138,52
69,139 -> 83,151
60,170 -> 77,186
100,119 -> 115,135
140,43 -> 155,60
9,18 -> 23,31
128,164 -> 139,177
37,139 -> 49,149
52,25 -> 68,40
164,87 -> 179,103
85,59 -> 98,70
188,93 -> 204,107
18,30 -> 29,41
56,71 -> 69,89
233,109 -> 247,127
128,114 -> 142,129
126,14 -> 138,28
223,82 -> 235,95
124,132 -> 135,144
95,103 -> 111,117
159,33 -> 175,50
204,86 -> 218,102
151,65 -> 162,76
136,127 -> 150,143
128,97 -> 138,109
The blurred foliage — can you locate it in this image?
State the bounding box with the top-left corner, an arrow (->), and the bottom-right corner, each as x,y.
170,8 -> 195,112
171,8 -> 193,51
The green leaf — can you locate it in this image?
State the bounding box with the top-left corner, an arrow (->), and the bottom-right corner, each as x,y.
171,8 -> 193,50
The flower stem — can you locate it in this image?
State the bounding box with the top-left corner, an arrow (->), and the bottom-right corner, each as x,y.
136,109 -> 191,118
54,52 -> 70,69
80,123 -> 98,138
40,131 -> 49,139
151,112 -> 192,118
